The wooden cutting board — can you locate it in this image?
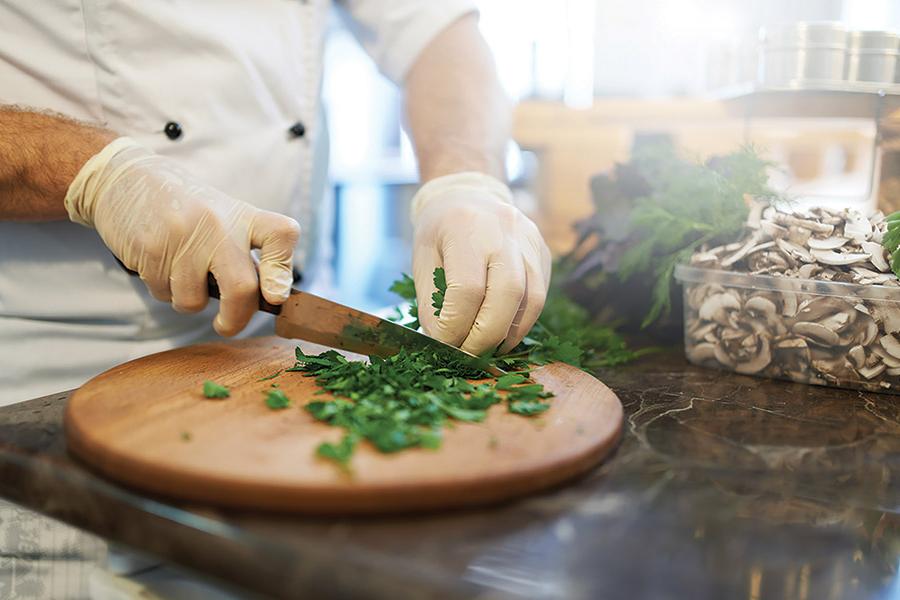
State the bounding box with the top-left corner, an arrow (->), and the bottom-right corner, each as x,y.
65,336 -> 623,514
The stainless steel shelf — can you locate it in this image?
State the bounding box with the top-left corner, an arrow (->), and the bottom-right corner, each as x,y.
713,81 -> 900,120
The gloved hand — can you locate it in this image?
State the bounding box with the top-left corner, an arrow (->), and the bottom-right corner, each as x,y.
411,172 -> 552,356
65,137 -> 300,336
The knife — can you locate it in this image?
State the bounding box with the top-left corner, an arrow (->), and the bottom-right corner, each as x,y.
121,265 -> 501,376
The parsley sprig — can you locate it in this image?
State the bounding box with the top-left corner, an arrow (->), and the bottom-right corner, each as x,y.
431,267 -> 447,316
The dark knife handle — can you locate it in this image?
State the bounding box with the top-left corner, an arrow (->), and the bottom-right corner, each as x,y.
115,258 -> 286,315
203,272 -> 284,315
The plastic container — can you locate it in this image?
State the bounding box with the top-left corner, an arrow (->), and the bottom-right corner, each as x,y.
674,264 -> 900,394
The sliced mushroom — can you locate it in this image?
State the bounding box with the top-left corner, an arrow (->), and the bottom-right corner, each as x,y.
818,311 -> 852,332
809,250 -> 871,266
796,263 -> 820,279
860,241 -> 890,272
775,238 -> 814,263
871,344 -> 900,368
760,220 -> 789,240
688,320 -> 719,342
713,343 -> 736,368
843,210 -> 872,242
879,333 -> 900,360
744,296 -> 776,319
807,236 -> 849,250
686,342 -> 718,363
773,213 -> 834,235
792,297 -> 854,323
721,235 -> 768,268
734,336 -> 771,374
781,292 -> 799,318
872,304 -> 900,334
746,199 -> 765,229
788,226 -> 812,246
792,322 -> 840,346
858,363 -> 886,380
699,292 -> 741,325
848,345 -> 866,369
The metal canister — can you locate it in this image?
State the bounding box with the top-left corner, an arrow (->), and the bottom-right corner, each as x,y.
845,30 -> 900,84
760,22 -> 847,86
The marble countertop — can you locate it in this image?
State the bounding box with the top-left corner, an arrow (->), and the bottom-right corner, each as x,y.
0,348 -> 897,599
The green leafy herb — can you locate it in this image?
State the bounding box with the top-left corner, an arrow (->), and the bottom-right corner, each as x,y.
495,374 -> 527,390
202,380 -> 230,399
431,267 -> 447,316
883,211 -> 900,277
256,369 -> 284,382
388,273 -> 420,329
562,142 -> 782,332
316,433 -> 358,468
502,292 -> 653,370
391,269 -> 645,371
265,389 -> 291,410
289,345 -> 549,467
180,431 -> 192,442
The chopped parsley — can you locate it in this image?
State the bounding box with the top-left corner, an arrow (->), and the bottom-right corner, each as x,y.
256,369 -> 284,382
289,345 -> 550,467
202,380 -> 230,399
265,389 -> 291,410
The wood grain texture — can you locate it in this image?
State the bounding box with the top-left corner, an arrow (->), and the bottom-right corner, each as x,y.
65,337 -> 623,514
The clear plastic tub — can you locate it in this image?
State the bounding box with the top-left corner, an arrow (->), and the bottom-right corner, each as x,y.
674,264 -> 900,394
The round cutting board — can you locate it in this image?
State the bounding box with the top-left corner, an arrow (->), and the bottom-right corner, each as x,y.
65,336 -> 623,514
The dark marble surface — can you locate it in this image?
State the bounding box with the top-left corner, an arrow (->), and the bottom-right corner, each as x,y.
0,349 -> 898,599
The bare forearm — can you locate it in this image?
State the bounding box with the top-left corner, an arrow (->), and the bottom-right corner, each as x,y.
0,106 -> 115,221
403,14 -> 510,183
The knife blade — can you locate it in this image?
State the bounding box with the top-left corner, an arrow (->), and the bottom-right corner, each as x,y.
206,274 -> 503,376
118,262 -> 502,375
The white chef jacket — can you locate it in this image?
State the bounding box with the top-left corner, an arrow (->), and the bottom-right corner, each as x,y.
0,0 -> 476,405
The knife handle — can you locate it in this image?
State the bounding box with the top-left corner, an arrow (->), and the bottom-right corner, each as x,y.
203,273 -> 284,315
115,258 -> 285,315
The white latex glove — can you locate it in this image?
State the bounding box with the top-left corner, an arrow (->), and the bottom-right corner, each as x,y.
65,137 -> 300,336
411,172 -> 552,356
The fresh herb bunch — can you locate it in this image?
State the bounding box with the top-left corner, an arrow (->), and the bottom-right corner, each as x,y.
288,346 -> 549,468
882,211 -> 900,277
390,270 -> 646,371
562,142 -> 781,334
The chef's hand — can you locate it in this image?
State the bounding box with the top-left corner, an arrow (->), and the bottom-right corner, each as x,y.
64,137 -> 300,336
412,172 -> 552,356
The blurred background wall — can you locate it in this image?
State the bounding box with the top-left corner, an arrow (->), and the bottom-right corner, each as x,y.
320,0 -> 900,310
